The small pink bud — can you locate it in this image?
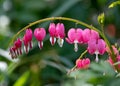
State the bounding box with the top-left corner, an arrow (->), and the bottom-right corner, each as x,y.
76,58 -> 90,69
34,28 -> 46,49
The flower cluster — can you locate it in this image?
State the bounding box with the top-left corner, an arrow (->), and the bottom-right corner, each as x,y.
9,22 -> 106,68
66,28 -> 106,62
9,23 -> 65,59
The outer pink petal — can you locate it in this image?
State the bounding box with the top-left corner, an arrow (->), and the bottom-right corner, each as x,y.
14,38 -> 22,48
82,58 -> 90,69
56,23 -> 65,38
97,39 -> 106,55
90,30 -> 99,40
65,38 -> 73,44
67,28 -> 76,42
25,29 -> 33,41
84,58 -> 90,65
48,23 -> 56,37
76,28 -> 83,43
87,39 -> 97,54
23,35 -> 28,46
76,59 -> 83,69
34,28 -> 46,41
82,29 -> 91,43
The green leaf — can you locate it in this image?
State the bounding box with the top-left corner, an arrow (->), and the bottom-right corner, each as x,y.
97,13 -> 105,25
13,71 -> 30,86
108,1 -> 120,8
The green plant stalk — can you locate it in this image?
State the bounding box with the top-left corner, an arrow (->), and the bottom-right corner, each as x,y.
9,17 -> 118,72
79,50 -> 87,59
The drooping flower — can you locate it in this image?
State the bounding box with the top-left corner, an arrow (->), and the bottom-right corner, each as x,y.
82,29 -> 99,43
56,23 -> 65,47
48,23 -> 65,47
10,46 -> 17,59
10,38 -> 22,58
48,23 -> 56,46
87,39 -> 106,62
76,58 -> 90,69
23,29 -> 33,53
34,28 -> 46,49
66,28 -> 83,52
14,38 -> 22,55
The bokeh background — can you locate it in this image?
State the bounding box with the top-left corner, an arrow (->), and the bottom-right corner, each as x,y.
0,0 -> 120,86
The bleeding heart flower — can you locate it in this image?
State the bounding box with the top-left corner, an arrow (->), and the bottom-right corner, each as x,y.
34,28 -> 46,49
82,29 -> 99,43
48,23 -> 65,47
66,28 -> 83,52
10,38 -> 22,58
23,29 -> 33,53
87,39 -> 106,62
14,38 -> 22,55
76,58 -> 90,69
49,23 -> 56,46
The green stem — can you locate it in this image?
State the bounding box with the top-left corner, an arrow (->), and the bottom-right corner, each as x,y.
79,50 -> 88,59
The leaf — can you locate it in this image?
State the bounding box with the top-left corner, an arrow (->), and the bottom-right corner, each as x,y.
13,71 -> 30,86
108,1 -> 120,8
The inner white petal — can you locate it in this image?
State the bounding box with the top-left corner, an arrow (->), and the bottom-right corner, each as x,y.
95,51 -> 99,62
57,38 -> 64,47
50,37 -> 56,45
74,42 -> 78,52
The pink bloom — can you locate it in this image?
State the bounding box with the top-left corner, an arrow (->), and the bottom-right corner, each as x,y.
48,23 -> 56,45
34,28 -> 46,49
10,38 -> 22,58
23,29 -> 33,53
10,46 -> 17,59
56,23 -> 65,38
66,28 -> 83,52
82,29 -> 99,43
87,39 -> 106,62
14,38 -> 22,55
48,23 -> 65,47
76,58 -> 90,69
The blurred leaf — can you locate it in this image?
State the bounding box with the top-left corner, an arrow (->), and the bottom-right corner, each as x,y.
13,71 -> 30,86
109,1 -> 120,8
90,61 -> 115,76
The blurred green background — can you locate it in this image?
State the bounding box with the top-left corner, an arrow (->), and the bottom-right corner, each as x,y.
0,0 -> 120,86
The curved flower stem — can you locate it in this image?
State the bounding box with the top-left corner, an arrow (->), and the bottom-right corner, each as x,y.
9,17 -> 101,46
79,50 -> 88,59
9,17 -> 118,71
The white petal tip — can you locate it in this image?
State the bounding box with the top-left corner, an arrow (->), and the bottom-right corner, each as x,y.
57,38 -> 64,47
38,41 -> 43,49
50,37 -> 56,46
